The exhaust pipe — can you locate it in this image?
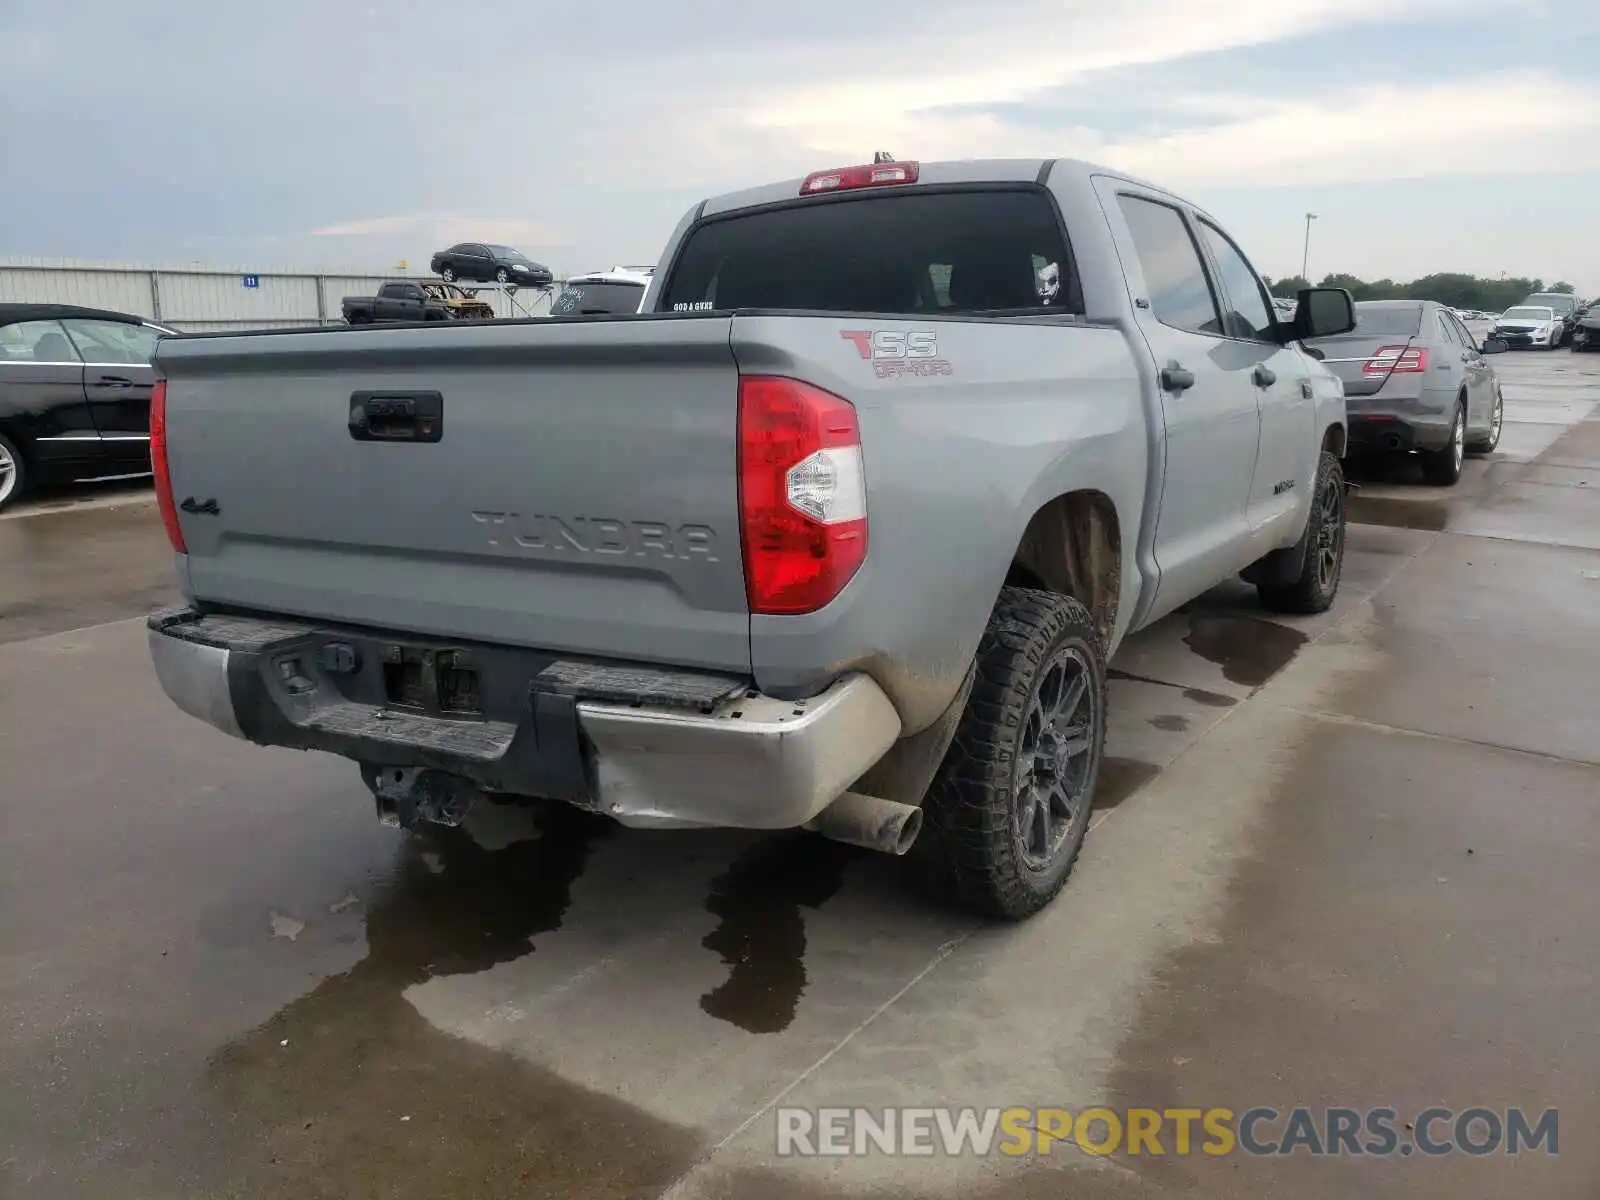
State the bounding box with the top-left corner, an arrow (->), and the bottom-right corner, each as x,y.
805,791 -> 923,856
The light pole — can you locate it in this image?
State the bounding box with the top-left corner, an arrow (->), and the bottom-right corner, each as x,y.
1302,213 -> 1318,283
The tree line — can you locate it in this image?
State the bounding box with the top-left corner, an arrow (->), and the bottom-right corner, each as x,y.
1263,273 -> 1577,312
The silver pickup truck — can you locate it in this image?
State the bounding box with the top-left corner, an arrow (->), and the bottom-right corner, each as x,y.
147,157 -> 1354,920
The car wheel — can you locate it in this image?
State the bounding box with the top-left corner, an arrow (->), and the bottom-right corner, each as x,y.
440,265 -> 456,282
1420,399 -> 1466,486
495,268 -> 510,283
1256,450 -> 1346,615
909,587 -> 1106,921
0,431 -> 29,512
1467,389 -> 1503,455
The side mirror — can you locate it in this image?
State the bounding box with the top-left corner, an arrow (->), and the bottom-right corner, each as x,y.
1481,337 -> 1508,354
1289,288 -> 1356,340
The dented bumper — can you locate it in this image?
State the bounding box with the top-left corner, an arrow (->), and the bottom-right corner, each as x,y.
147,607 -> 901,830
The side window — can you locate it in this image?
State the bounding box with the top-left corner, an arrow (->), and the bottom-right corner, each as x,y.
1433,311 -> 1460,346
467,244 -> 489,259
1448,311 -> 1478,351
61,319 -> 159,364
1195,219 -> 1276,342
0,320 -> 83,363
1116,195 -> 1223,336
379,283 -> 403,298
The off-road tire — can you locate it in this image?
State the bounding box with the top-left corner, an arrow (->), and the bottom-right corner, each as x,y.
1420,400 -> 1466,486
908,588 -> 1107,921
1257,450 -> 1345,615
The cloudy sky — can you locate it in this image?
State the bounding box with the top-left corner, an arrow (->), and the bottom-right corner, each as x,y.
3,0 -> 1597,290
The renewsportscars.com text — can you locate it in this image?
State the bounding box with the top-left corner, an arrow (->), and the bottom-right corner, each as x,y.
776,1106 -> 1558,1159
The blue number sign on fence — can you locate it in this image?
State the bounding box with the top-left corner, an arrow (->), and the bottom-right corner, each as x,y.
242,274 -> 260,289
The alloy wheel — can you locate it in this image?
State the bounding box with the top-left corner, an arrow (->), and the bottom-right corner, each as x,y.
1315,468 -> 1345,591
1015,645 -> 1099,870
0,441 -> 16,507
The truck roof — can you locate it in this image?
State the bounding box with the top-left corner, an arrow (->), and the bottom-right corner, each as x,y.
696,157 -> 1176,218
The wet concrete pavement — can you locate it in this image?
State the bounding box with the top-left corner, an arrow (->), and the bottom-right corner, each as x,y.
2,350 -> 1597,1198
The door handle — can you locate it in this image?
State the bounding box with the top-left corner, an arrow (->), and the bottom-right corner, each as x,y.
1160,362 -> 1195,393
1252,363 -> 1276,387
94,375 -> 136,387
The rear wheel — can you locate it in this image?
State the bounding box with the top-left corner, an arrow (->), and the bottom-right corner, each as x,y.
0,431 -> 27,512
440,265 -> 456,282
909,588 -> 1106,921
1467,390 -> 1503,455
1420,400 -> 1466,486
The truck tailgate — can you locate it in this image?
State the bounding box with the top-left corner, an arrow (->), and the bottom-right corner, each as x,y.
154,317 -> 750,674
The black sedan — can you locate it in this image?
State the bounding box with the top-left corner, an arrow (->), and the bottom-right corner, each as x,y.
1572,304 -> 1600,353
0,304 -> 172,511
427,243 -> 554,287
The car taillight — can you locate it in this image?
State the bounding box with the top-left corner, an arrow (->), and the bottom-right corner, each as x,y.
738,376 -> 867,614
1364,344 -> 1429,374
799,161 -> 920,195
149,379 -> 186,553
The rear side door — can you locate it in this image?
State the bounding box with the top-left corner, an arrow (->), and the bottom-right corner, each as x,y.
61,319 -> 159,463
1441,308 -> 1490,429
1192,217 -> 1318,543
376,283 -> 425,320
1102,187 -> 1261,617
462,244 -> 493,280
1424,306 -> 1472,421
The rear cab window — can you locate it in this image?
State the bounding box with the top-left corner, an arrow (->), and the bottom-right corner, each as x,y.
554,281 -> 646,315
660,189 -> 1080,316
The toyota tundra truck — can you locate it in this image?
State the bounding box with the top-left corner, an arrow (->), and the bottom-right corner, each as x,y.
146,157 -> 1354,920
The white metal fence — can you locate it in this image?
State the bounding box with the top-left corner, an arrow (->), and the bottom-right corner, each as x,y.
0,257 -> 560,331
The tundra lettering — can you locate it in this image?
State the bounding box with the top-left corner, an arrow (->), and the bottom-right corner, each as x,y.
470,511 -> 720,561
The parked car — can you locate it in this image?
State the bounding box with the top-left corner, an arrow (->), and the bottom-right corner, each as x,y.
1307,299 -> 1505,484
1490,304 -> 1564,350
1518,292 -> 1579,345
0,303 -> 174,511
146,156 -> 1353,921
550,266 -> 654,315
342,281 -> 495,324
1571,304 -> 1600,352
428,243 -> 554,287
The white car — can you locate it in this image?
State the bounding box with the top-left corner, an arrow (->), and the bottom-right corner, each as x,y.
552,266 -> 654,315
1489,305 -> 1562,349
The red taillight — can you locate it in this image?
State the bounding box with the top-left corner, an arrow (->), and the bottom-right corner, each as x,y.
799,161 -> 920,195
1364,344 -> 1429,374
149,379 -> 186,553
738,376 -> 867,615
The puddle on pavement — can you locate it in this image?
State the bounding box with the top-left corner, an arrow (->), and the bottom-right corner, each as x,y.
204,804 -> 705,1199
1149,714 -> 1190,732
1094,757 -> 1163,812
1108,668 -> 1238,709
1347,493 -> 1452,531
699,834 -> 863,1034
1184,616 -> 1308,689
1183,687 -> 1237,708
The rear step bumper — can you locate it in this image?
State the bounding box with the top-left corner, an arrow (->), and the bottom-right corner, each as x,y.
147,607 -> 902,831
